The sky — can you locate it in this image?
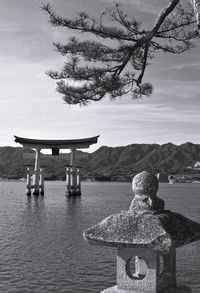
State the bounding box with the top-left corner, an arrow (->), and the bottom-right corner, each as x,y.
0,0 -> 200,152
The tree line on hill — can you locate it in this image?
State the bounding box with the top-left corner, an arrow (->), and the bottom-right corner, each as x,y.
0,142 -> 200,181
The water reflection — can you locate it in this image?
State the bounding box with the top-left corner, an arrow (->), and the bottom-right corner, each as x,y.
66,194 -> 81,205
25,195 -> 46,223
26,195 -> 45,210
65,195 -> 82,214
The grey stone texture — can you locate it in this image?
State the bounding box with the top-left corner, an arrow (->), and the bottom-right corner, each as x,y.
84,208 -> 200,252
101,285 -> 191,293
84,171 -> 200,251
83,171 -> 199,293
116,247 -> 176,292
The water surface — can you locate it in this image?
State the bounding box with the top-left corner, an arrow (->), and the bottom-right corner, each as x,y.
0,181 -> 199,292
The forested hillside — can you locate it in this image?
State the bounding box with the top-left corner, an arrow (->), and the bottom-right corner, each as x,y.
0,142 -> 200,180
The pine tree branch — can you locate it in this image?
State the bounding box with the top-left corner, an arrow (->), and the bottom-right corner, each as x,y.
41,3 -> 138,42
191,0 -> 200,34
42,0 -> 200,105
149,0 -> 180,38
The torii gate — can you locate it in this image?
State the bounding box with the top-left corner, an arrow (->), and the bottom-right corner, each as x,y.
14,135 -> 99,196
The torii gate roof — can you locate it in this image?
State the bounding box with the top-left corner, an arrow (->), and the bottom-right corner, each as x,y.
14,135 -> 99,149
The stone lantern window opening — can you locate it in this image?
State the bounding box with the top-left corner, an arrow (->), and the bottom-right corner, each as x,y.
126,255 -> 147,279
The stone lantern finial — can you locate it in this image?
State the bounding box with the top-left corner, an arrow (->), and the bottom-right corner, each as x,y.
132,171 -> 158,196
83,171 -> 200,293
130,171 -> 165,212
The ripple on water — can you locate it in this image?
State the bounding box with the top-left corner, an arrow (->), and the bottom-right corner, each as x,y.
0,181 -> 199,292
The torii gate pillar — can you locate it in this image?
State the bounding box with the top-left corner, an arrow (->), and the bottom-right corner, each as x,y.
70,148 -> 76,166
66,148 -> 81,196
32,148 -> 41,195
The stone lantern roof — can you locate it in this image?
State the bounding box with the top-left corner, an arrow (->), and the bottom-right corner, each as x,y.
84,171 -> 200,253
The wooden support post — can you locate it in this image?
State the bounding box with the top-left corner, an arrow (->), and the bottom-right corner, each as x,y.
66,167 -> 69,186
66,165 -> 81,196
71,167 -> 77,189
39,168 -> 44,195
69,167 -> 74,195
33,148 -> 41,196
67,149 -> 80,196
76,168 -> 81,195
70,148 -> 76,194
66,167 -> 71,194
26,167 -> 31,196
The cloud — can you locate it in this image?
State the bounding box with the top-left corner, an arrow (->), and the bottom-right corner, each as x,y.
0,0 -> 199,149
150,63 -> 200,82
97,0 -> 168,14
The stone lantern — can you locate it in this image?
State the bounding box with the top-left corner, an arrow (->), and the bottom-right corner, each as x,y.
83,171 -> 200,293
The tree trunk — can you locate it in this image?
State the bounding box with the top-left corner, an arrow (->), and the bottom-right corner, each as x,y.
191,0 -> 200,33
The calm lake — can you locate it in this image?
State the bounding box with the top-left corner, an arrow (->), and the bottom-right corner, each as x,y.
0,181 -> 199,293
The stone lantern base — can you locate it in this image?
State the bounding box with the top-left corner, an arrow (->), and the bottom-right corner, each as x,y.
101,285 -> 191,293
100,247 -> 191,293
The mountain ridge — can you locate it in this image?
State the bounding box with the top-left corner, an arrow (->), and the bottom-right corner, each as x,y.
0,142 -> 200,180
